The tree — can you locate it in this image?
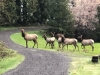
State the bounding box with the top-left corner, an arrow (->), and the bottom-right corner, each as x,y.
1,0 -> 18,24
97,5 -> 100,26
33,0 -> 49,24
47,0 -> 75,37
19,0 -> 38,25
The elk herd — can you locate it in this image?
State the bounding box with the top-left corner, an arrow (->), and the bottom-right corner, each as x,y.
21,29 -> 94,52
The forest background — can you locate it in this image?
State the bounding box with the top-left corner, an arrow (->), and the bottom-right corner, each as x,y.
0,0 -> 100,42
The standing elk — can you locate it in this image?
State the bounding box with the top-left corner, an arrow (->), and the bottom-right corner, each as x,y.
78,35 -> 94,51
50,32 -> 56,48
55,33 -> 64,50
42,33 -> 55,49
61,35 -> 79,51
21,29 -> 38,48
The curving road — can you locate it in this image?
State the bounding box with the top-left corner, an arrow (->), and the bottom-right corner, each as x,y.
0,27 -> 71,75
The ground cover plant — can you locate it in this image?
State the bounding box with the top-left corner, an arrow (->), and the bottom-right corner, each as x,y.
10,30 -> 100,75
0,41 -> 24,74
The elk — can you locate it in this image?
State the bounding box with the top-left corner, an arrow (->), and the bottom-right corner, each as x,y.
42,33 -> 55,48
61,36 -> 79,51
78,35 -> 94,51
55,33 -> 64,49
21,29 -> 38,48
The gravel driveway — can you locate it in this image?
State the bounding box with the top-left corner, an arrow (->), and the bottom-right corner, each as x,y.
0,27 -> 71,75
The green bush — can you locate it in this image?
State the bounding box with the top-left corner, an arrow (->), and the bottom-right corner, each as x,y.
0,41 -> 17,58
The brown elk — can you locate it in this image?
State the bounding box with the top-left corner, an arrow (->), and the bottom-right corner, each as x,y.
78,35 -> 94,51
42,33 -> 55,49
61,35 -> 79,51
21,29 -> 38,48
55,33 -> 64,49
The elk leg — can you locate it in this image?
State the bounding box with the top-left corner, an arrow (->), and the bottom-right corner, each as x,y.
35,40 -> 38,48
58,42 -> 61,48
36,42 -> 38,48
26,40 -> 28,48
62,44 -> 65,51
83,45 -> 85,52
33,40 -> 36,48
76,45 -> 79,51
52,42 -> 54,48
74,44 -> 79,51
73,44 -> 76,49
51,42 -> 53,49
81,44 -> 83,49
66,45 -> 68,50
33,40 -> 37,48
45,43 -> 48,48
81,44 -> 85,51
90,45 -> 94,51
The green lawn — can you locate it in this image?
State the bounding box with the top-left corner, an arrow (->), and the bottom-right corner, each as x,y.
0,41 -> 24,74
10,30 -> 100,75
10,30 -> 100,55
0,54 -> 24,74
69,57 -> 100,75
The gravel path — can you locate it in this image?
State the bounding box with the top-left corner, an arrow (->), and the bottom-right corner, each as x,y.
0,27 -> 71,75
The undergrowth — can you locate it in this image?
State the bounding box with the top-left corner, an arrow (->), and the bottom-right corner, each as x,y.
0,41 -> 17,59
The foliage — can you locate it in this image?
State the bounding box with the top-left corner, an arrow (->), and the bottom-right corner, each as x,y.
33,0 -> 49,24
97,5 -> 100,26
46,0 -> 75,37
74,26 -> 97,42
0,0 -> 75,38
20,0 -> 38,24
74,6 -> 100,42
1,0 -> 18,24
0,41 -> 24,74
0,41 -> 17,58
0,54 -> 24,74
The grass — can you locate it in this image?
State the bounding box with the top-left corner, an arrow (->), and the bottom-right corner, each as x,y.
10,30 -> 59,51
69,56 -> 100,75
0,26 -> 17,31
10,30 -> 100,75
10,30 -> 100,55
0,41 -> 24,74
0,54 -> 24,74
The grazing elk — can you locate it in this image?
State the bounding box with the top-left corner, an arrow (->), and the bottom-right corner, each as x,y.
21,29 -> 38,48
42,33 -> 55,48
61,35 -> 79,51
78,35 -> 94,51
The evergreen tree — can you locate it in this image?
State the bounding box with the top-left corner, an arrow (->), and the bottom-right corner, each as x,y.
47,0 -> 75,37
33,0 -> 49,24
20,0 -> 38,24
1,0 -> 18,24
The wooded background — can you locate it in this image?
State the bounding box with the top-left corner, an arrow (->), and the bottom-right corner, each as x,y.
0,0 -> 100,42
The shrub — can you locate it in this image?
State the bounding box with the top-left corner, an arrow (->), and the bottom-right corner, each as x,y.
0,41 -> 17,58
